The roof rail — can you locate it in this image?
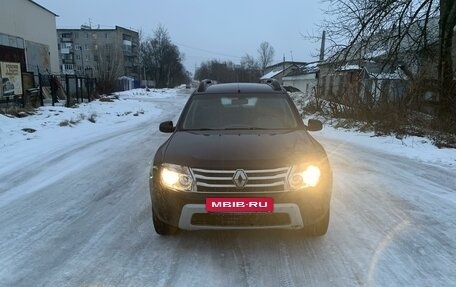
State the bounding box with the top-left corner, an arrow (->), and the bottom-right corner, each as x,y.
260,78 -> 284,91
197,79 -> 215,92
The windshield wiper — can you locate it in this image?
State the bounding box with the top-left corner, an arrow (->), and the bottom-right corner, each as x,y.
183,128 -> 219,131
222,127 -> 269,130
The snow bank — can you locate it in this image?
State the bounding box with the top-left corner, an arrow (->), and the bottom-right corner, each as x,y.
0,88 -> 189,176
314,125 -> 456,169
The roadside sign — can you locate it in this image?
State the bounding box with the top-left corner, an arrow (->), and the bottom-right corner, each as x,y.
0,61 -> 23,98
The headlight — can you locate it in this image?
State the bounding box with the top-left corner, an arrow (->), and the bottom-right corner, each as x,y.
287,164 -> 321,190
160,163 -> 194,192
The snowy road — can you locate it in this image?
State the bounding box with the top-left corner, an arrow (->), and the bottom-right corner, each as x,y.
0,89 -> 455,287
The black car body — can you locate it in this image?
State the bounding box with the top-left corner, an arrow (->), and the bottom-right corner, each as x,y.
150,81 -> 332,235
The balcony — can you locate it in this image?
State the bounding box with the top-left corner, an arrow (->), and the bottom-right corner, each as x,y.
62,69 -> 75,75
62,58 -> 74,64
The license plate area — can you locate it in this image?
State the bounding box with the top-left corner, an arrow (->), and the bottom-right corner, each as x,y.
206,197 -> 274,213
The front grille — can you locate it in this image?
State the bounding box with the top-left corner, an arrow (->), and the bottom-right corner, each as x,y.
191,167 -> 290,192
191,213 -> 291,227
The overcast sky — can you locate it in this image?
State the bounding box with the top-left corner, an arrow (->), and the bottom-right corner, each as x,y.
34,0 -> 328,74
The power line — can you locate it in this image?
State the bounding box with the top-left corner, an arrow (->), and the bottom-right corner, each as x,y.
175,42 -> 243,59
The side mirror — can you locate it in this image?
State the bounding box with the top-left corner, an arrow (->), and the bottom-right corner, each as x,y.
307,119 -> 323,131
159,121 -> 175,133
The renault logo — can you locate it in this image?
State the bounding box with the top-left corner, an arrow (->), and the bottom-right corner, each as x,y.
233,169 -> 248,189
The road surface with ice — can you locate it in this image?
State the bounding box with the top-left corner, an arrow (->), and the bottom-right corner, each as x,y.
0,88 -> 455,287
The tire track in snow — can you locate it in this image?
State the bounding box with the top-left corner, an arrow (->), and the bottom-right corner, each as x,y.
278,240 -> 297,287
232,235 -> 253,287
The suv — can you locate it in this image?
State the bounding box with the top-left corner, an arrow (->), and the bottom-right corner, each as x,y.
150,80 -> 332,235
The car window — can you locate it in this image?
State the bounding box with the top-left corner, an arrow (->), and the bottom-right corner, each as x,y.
182,94 -> 299,130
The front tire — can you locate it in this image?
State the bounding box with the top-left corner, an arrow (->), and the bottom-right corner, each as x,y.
303,210 -> 329,236
153,208 -> 178,235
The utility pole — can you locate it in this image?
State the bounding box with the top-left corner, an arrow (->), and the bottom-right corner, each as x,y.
319,30 -> 326,61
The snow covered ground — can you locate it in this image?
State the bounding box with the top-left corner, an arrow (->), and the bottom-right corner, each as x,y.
0,88 -> 455,286
316,125 -> 456,169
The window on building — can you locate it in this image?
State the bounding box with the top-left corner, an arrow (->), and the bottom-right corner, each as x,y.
74,44 -> 81,50
84,44 -> 89,50
76,54 -> 81,60
8,36 -> 17,47
0,34 -> 7,46
105,33 -> 108,39
85,33 -> 89,38
123,45 -> 132,53
85,55 -> 90,61
75,32 -> 79,38
61,33 -> 72,39
61,43 -> 72,49
63,64 -> 74,70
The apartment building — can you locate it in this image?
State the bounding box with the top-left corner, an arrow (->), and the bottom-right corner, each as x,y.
57,26 -> 139,79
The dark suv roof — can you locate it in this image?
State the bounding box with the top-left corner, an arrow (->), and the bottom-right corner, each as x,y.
207,83 -> 282,94
195,80 -> 285,94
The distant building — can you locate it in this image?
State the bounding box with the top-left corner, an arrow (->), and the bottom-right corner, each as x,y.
283,62 -> 319,96
317,59 -> 407,106
57,26 -> 140,79
261,61 -> 306,85
0,0 -> 59,75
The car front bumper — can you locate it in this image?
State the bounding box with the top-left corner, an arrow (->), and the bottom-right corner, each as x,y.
150,179 -> 332,230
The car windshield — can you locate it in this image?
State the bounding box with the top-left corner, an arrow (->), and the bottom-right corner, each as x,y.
181,94 -> 299,130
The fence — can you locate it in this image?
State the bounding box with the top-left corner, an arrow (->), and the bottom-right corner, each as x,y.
38,73 -> 97,107
0,72 -> 98,113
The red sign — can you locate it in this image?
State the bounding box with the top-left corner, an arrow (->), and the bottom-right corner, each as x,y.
206,197 -> 274,213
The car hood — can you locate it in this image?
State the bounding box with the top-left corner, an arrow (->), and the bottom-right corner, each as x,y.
162,130 -> 324,169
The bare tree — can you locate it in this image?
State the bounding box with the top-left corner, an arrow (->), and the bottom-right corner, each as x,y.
241,53 -> 259,70
438,0 -> 456,125
137,29 -> 148,84
257,42 -> 275,74
240,54 -> 261,81
141,25 -> 189,88
95,43 -> 124,94
317,0 -> 455,129
194,59 -> 261,83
